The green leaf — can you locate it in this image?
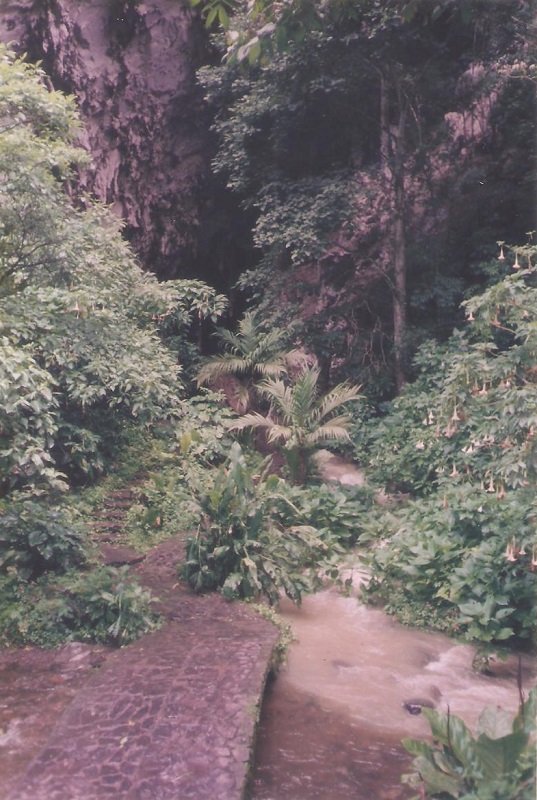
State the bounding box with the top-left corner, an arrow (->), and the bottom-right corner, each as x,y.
474,731 -> 528,780
217,5 -> 229,28
205,6 -> 218,27
423,709 -> 479,770
478,705 -> 516,740
402,737 -> 434,758
412,755 -> 461,796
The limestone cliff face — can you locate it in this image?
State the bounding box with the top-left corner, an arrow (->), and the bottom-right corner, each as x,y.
0,0 -> 211,278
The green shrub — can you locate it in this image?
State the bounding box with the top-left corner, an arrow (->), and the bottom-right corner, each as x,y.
402,687 -> 537,799
54,420 -> 105,483
125,397 -> 260,550
0,338 -> 64,492
359,251 -> 537,646
182,443 -> 330,604
0,566 -> 158,647
364,485 -> 536,645
0,499 -> 87,581
125,465 -> 204,550
0,47 -> 227,496
351,337 -> 464,495
262,479 -> 373,547
173,390 -> 236,465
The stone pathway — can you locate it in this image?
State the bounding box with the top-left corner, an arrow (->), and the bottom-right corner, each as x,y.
2,499 -> 279,799
0,452 -> 377,798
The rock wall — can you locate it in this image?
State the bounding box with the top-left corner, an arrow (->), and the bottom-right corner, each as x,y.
0,0 -> 211,278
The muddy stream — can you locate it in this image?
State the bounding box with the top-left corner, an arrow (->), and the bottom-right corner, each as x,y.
249,589 -> 536,800
250,453 -> 535,799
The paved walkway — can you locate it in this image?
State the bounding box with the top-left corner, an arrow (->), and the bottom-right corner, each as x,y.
4,529 -> 279,799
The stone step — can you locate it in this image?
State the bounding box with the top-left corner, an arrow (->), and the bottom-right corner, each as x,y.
92,525 -> 123,537
97,509 -> 128,519
99,544 -> 146,566
107,490 -> 137,499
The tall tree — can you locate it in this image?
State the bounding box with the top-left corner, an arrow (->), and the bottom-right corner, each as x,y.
192,0 -> 535,392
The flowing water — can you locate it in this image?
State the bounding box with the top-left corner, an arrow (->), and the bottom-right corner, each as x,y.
250,590 -> 536,800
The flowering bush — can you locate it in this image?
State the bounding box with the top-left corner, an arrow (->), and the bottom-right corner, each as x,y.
361,245 -> 537,645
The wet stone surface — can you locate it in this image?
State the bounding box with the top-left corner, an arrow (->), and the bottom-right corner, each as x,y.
0,643 -> 111,795
1,534 -> 278,800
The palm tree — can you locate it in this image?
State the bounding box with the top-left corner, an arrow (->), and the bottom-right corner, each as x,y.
228,367 -> 361,483
196,311 -> 292,411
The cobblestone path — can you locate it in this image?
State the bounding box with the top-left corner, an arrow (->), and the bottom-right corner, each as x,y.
4,518 -> 279,799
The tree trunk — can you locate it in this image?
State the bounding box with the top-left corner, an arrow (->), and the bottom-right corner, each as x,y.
392,101 -> 407,393
380,75 -> 390,165
285,447 -> 309,485
380,74 -> 407,393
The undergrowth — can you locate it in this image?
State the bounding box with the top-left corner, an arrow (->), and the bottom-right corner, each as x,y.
0,567 -> 159,647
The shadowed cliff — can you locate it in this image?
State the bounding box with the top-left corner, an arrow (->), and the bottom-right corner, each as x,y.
0,0 -> 214,279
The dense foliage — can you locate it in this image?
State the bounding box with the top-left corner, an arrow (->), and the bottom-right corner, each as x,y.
195,0 -> 534,393
2,2 -> 528,795
0,0 -> 533,679
0,567 -> 158,647
182,443 -> 325,603
360,247 -> 537,646
125,392 -> 237,548
0,47 -> 226,497
182,442 -> 367,603
0,498 -> 87,581
0,46 -> 224,646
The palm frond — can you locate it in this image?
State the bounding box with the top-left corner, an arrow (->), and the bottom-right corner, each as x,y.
253,358 -> 287,378
251,327 -> 287,358
214,327 -> 243,354
209,312 -> 292,389
290,368 -> 319,427
196,355 -> 251,385
316,383 -> 362,421
305,421 -> 352,445
258,378 -> 293,414
227,411 -> 272,432
237,311 -> 260,350
238,310 -> 258,335
227,412 -> 291,444
265,424 -> 293,444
